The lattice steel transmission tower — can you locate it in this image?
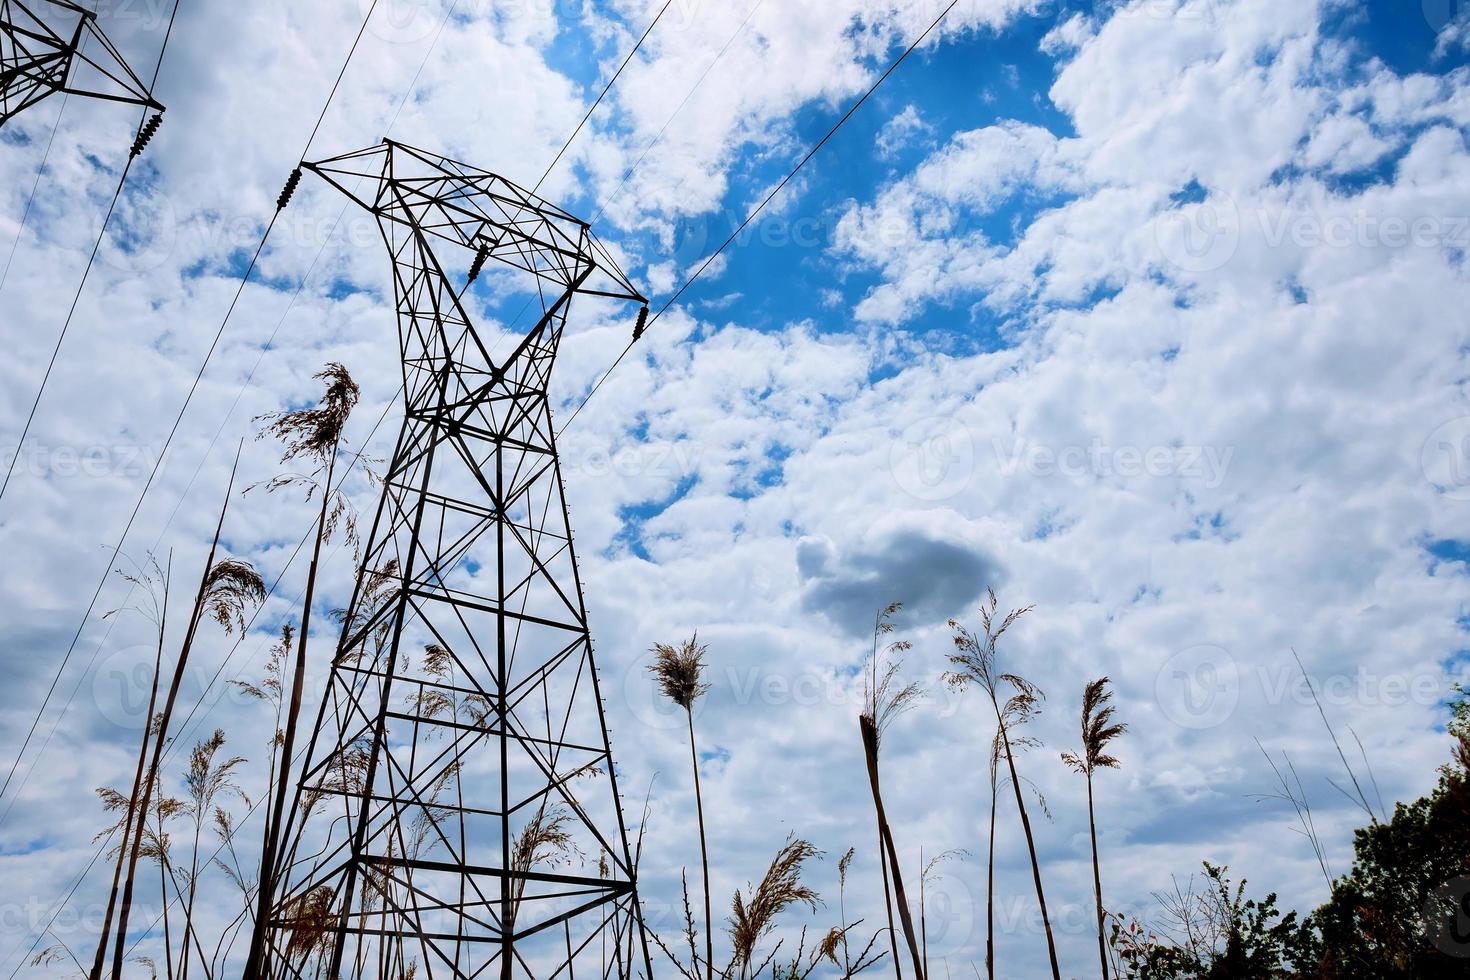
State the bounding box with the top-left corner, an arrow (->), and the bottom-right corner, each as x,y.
257,140 -> 654,980
0,0 -> 162,127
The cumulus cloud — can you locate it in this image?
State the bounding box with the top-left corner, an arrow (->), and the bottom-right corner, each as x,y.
797,523 -> 1000,634
3,2 -> 1470,979
876,104 -> 934,158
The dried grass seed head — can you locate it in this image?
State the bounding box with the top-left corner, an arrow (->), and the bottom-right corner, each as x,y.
861,603 -> 921,748
649,634 -> 710,710
203,557 -> 266,635
729,836 -> 822,972
256,362 -> 360,465
1063,676 -> 1127,774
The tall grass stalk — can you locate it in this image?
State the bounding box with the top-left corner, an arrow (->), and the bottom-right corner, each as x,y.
90,553 -> 171,980
178,730 -> 248,980
111,446 -> 262,980
917,848 -> 963,980
859,603 -> 925,980
244,362 -> 360,979
984,747 -> 998,980
1061,678 -> 1127,980
650,634 -> 713,980
946,591 -> 1059,980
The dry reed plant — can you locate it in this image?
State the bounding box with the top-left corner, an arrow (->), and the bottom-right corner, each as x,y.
90,552 -> 171,980
916,848 -> 965,978
946,590 -> 1059,980
728,836 -> 822,980
200,558 -> 267,634
111,449 -> 261,980
245,363 -> 364,979
859,603 -> 924,980
1062,678 -> 1127,980
508,805 -> 582,931
650,633 -> 714,980
177,729 -> 248,980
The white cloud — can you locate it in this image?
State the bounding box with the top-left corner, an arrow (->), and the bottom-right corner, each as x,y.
876,104 -> 934,159
2,1 -> 1469,979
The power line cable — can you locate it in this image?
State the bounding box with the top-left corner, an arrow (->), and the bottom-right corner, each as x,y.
531,0 -> 672,197
0,92 -> 72,297
0,0 -> 181,505
0,0 -> 382,818
0,1 -> 698,959
587,0 -> 765,228
558,0 -> 962,436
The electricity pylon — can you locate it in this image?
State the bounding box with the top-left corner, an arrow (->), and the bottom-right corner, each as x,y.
256,140 -> 654,980
0,0 -> 162,127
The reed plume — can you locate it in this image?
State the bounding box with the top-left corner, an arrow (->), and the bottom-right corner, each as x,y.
246,363 -> 363,980
859,603 -> 924,980
278,885 -> 338,972
255,362 -> 360,465
509,805 -> 581,930
1062,677 -> 1127,980
728,836 -> 821,980
651,634 -> 714,980
946,590 -> 1059,980
177,730 -> 247,980
200,559 -> 266,634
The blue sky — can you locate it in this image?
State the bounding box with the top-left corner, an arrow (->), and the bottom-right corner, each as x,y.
1,1 -> 1469,978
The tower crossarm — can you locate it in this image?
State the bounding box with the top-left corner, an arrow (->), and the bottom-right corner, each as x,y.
1,0 -> 163,127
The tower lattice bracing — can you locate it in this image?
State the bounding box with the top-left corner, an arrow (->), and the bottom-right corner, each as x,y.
0,0 -> 162,127
261,141 -> 653,980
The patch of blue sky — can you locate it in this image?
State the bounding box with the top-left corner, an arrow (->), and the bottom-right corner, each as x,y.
1173,508 -> 1236,543
730,443 -> 792,499
1424,537 -> 1470,569
611,471 -> 699,559
594,7 -> 1085,349
1332,0 -> 1470,76
325,276 -> 372,301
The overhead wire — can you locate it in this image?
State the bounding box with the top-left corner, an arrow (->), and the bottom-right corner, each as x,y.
0,0 -> 479,825
557,0 -> 963,438
586,0 -> 766,229
531,0 -> 672,197
0,0 -> 383,821
0,0 -> 182,505
0,92 -> 71,297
